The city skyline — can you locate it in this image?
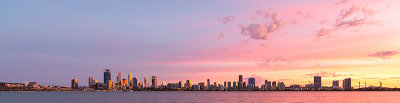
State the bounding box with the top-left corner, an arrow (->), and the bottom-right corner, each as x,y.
1,0 -> 400,88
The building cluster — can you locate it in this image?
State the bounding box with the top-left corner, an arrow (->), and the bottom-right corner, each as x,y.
0,82 -> 70,91
68,69 -> 394,91
1,69 -> 394,91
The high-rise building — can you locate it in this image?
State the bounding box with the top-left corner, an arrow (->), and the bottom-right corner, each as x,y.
123,79 -> 127,86
71,79 -> 78,89
277,82 -> 285,90
267,81 -> 271,90
144,77 -> 149,87
128,72 -> 132,86
104,69 -> 111,84
185,80 -> 191,89
213,82 -> 217,90
224,81 -> 227,89
343,78 -> 352,90
207,79 -> 210,90
233,81 -> 237,90
117,70 -> 122,84
243,82 -> 246,89
332,80 -> 339,89
248,78 -> 256,90
133,77 -> 139,88
152,76 -> 157,88
314,76 -> 322,90
89,77 -> 95,88
178,81 -> 182,88
239,75 -> 243,82
198,82 -> 205,90
228,81 -> 232,90
238,75 -> 243,90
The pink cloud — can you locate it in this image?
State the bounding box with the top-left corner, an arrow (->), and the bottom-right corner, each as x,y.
221,16 -> 234,24
336,0 -> 351,5
306,71 -> 353,77
367,50 -> 399,59
239,12 -> 286,40
257,57 -> 289,68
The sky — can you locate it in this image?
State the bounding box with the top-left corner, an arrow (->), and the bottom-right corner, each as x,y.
1,0 -> 400,88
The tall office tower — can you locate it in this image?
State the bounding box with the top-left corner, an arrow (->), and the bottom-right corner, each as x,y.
243,82 -> 246,89
144,77 -> 149,87
265,80 -> 268,85
224,81 -> 227,89
267,81 -> 272,90
89,77 -> 94,88
186,80 -> 191,89
332,80 -> 339,89
233,81 -> 237,90
272,81 -> 276,87
133,77 -> 139,88
239,75 -> 243,82
122,79 -> 127,86
343,78 -> 352,90
117,70 -> 122,84
198,82 -> 205,90
214,82 -> 217,90
248,78 -> 256,89
71,79 -> 78,89
128,72 -> 132,86
152,76 -> 157,88
314,76 -> 322,90
277,82 -> 285,90
104,80 -> 112,90
104,69 -> 111,84
207,79 -> 210,90
238,75 -> 243,89
228,81 -> 232,90
178,81 -> 182,88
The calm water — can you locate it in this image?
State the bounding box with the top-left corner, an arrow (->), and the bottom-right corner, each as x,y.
1,91 -> 400,103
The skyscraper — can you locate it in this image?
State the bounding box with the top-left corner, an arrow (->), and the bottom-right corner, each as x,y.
314,76 -> 322,90
103,69 -> 111,84
228,81 -> 232,90
117,70 -> 122,84
144,77 -> 149,87
343,78 -> 352,90
185,80 -> 191,89
89,77 -> 95,88
233,81 -> 237,90
152,76 -> 157,88
213,82 -> 217,90
239,75 -> 243,82
207,79 -> 210,90
71,79 -> 78,89
277,82 -> 285,90
128,72 -> 132,86
332,80 -> 339,89
248,78 -> 256,90
133,77 -> 139,88
224,81 -> 227,89
238,75 -> 243,90
178,81 -> 182,88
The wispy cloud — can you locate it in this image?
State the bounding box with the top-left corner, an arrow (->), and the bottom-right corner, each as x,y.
367,50 -> 399,59
336,0 -> 351,5
256,57 -> 289,68
221,16 -> 234,24
239,12 -> 286,40
306,71 -> 353,77
213,32 -> 225,44
315,4 -> 379,39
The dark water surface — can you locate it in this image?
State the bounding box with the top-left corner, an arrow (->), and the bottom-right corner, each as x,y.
1,91 -> 400,103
